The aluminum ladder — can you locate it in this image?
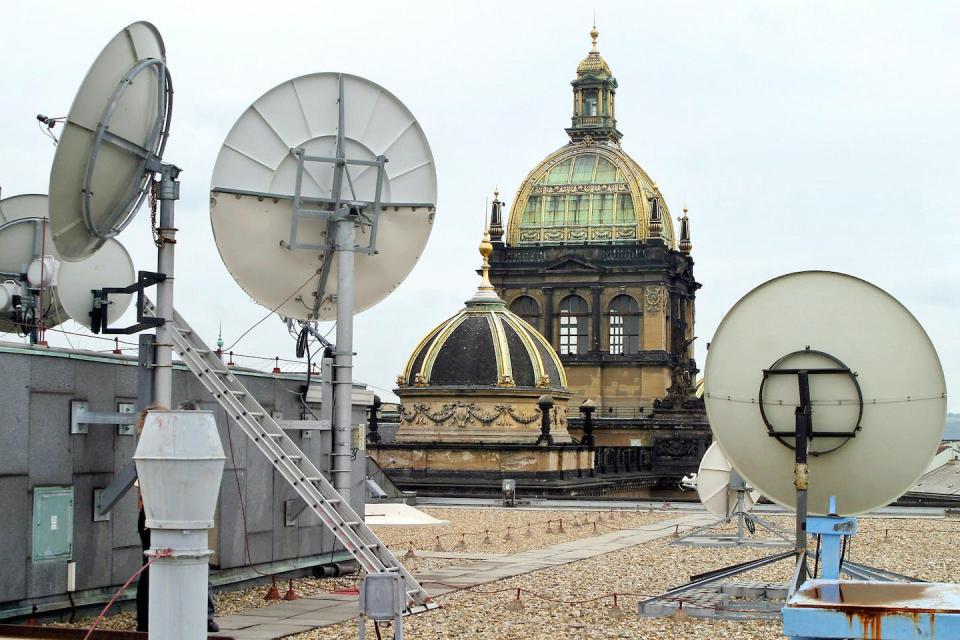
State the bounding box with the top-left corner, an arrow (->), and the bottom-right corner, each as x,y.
143,301 -> 434,612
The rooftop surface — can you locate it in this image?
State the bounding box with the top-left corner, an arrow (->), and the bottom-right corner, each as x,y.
46,504 -> 960,639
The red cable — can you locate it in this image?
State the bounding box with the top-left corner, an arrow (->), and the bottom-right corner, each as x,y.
82,549 -> 172,640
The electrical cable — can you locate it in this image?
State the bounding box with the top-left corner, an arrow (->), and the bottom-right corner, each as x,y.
224,271 -> 318,352
81,549 -> 171,640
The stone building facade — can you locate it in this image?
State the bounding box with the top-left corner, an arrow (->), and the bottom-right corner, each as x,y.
487,27 -> 709,478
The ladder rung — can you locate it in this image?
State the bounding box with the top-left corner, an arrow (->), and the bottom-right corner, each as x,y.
228,389 -> 246,397
267,433 -> 283,439
190,348 -> 210,355
249,412 -> 264,418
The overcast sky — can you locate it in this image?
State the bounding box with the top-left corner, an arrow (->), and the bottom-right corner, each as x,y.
2,1 -> 957,410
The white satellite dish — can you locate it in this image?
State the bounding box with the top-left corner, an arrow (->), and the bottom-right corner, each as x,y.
0,193 -> 136,335
696,441 -> 761,519
0,194 -> 68,333
49,21 -> 170,261
210,72 -> 437,321
705,271 -> 946,516
57,239 -> 136,330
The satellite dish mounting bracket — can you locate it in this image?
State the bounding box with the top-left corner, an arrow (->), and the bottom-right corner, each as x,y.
90,270 -> 166,335
82,58 -> 172,240
759,349 -> 864,455
757,350 -> 865,563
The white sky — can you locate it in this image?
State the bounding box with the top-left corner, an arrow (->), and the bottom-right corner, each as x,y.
1,1 -> 957,409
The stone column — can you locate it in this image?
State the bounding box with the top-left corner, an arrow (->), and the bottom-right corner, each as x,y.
542,287 -> 554,345
590,286 -> 602,353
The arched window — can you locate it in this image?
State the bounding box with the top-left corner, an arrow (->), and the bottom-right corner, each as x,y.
509,296 -> 541,331
558,295 -> 589,355
608,294 -> 641,355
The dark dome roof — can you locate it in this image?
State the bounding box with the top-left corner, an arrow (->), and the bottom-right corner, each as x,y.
399,299 -> 567,391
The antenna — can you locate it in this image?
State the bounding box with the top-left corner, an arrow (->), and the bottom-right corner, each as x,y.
641,270 -> 948,615
210,72 -> 437,321
674,441 -> 793,548
210,72 -> 437,500
0,193 -> 135,340
704,270 -> 946,519
47,21 -> 178,406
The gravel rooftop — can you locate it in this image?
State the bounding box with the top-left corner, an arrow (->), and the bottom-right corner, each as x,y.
47,507 -> 960,639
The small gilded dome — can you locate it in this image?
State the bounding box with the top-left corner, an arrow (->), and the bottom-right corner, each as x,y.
399,305 -> 567,390
398,233 -> 567,392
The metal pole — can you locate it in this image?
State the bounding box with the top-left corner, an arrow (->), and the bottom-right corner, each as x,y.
332,210 -> 356,503
152,166 -> 180,407
794,372 -> 811,558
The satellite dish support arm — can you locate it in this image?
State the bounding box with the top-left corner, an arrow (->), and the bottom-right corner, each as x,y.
91,270 -> 166,334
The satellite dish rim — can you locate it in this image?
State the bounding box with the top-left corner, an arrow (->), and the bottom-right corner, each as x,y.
705,269 -> 947,516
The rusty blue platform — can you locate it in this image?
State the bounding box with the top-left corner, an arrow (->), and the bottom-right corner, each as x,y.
783,579 -> 960,639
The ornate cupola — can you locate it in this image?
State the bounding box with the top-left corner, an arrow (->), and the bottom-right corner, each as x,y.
393,231 -> 571,444
566,25 -> 622,144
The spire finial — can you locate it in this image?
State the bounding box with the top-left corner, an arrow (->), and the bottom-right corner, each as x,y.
590,21 -> 599,52
678,206 -> 692,253
468,216 -> 502,303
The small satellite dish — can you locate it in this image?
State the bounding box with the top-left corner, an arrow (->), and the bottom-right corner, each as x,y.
0,194 -> 68,333
49,21 -> 170,260
210,72 -> 437,321
0,193 -> 136,335
57,239 -> 136,330
705,271 -> 946,516
696,442 -> 761,519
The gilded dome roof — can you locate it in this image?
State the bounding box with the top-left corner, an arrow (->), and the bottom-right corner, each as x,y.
505,143 -> 675,246
398,235 -> 567,391
503,26 -> 676,247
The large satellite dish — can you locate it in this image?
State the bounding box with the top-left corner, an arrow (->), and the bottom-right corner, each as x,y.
210,72 -> 437,321
696,442 -> 761,519
705,271 -> 946,516
49,21 -> 170,260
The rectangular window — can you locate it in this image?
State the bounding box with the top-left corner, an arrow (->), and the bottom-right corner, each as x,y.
610,315 -> 624,355
544,196 -> 565,225
614,194 -> 635,223
559,315 -> 578,355
594,193 -> 614,224
565,194 -> 588,225
521,196 -> 541,225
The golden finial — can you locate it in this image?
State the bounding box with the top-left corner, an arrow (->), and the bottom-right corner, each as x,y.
590,23 -> 599,52
479,230 -> 494,286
